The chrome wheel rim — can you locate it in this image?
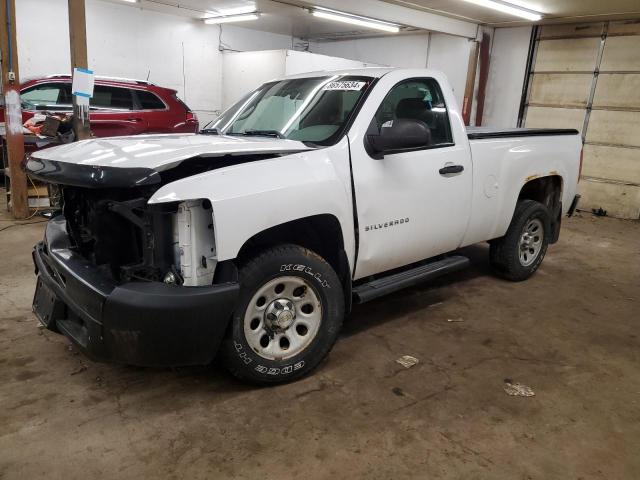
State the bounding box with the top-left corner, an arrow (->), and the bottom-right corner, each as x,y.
519,218 -> 544,267
243,276 -> 322,361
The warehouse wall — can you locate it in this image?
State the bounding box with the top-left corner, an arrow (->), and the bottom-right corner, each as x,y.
309,33 -> 474,109
309,35 -> 430,69
15,0 -> 295,125
482,26 -> 532,128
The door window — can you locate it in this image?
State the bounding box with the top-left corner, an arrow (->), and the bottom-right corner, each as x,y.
21,83 -> 72,111
374,78 -> 453,147
135,90 -> 166,110
91,86 -> 134,110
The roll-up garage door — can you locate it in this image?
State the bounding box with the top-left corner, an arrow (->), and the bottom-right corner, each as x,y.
522,20 -> 640,219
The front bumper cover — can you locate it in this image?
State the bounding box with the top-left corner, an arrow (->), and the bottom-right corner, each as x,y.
32,216 -> 239,367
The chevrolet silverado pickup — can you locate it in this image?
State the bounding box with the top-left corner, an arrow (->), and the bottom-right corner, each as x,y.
27,68 -> 582,384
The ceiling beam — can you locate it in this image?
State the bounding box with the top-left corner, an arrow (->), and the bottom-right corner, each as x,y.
289,0 -> 479,38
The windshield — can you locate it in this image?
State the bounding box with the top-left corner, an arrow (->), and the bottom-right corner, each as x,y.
205,75 -> 374,145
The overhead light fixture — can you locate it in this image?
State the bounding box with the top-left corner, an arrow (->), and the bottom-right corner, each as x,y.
216,5 -> 257,16
119,0 -> 139,3
461,0 -> 542,21
204,13 -> 260,24
311,7 -> 400,33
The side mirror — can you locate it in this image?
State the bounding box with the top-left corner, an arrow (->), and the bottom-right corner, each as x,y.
366,118 -> 432,159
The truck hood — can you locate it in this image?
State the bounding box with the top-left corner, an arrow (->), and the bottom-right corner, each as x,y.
30,133 -> 312,171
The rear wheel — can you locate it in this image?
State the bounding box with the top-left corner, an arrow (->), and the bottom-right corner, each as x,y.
490,200 -> 551,281
221,244 -> 344,384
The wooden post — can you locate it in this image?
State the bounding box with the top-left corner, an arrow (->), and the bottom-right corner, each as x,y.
474,32 -> 492,127
68,0 -> 91,140
0,0 -> 28,219
462,41 -> 479,126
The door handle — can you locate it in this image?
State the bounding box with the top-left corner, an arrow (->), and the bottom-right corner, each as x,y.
127,117 -> 143,122
439,164 -> 464,175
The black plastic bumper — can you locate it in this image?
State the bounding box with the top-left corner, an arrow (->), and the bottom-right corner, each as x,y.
32,216 -> 239,367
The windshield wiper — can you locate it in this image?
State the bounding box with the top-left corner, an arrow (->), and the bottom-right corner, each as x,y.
200,128 -> 219,135
241,129 -> 285,139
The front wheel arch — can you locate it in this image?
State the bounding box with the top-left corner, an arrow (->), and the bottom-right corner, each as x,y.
235,214 -> 352,312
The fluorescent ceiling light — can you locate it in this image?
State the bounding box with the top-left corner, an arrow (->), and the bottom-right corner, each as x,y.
217,5 -> 257,16
204,13 -> 260,24
461,0 -> 542,21
119,0 -> 138,3
312,7 -> 400,33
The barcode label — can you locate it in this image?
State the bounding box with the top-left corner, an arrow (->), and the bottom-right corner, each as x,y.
323,81 -> 366,91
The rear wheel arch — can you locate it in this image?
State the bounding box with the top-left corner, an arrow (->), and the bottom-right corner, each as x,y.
517,175 -> 563,243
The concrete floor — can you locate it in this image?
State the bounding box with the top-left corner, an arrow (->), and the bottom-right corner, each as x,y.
1,204 -> 638,479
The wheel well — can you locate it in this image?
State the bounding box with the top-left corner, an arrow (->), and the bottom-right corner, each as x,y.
236,215 -> 352,310
519,176 -> 562,208
518,175 -> 563,243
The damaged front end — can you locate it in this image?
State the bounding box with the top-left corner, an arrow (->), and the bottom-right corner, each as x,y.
60,187 -> 216,286
26,150 -> 287,286
26,155 -> 253,367
62,186 -> 177,283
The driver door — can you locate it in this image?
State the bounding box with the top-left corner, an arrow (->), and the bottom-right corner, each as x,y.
350,78 -> 472,279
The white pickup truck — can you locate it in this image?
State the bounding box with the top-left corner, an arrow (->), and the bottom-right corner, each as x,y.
28,68 -> 582,383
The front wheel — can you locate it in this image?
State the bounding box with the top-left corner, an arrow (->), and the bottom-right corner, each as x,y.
489,200 -> 551,281
220,244 -> 344,384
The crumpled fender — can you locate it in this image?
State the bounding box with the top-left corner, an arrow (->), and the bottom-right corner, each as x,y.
148,139 -> 355,265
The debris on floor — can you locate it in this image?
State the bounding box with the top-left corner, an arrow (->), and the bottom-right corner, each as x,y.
503,379 -> 535,397
447,317 -> 465,323
70,364 -> 88,376
391,387 -> 406,397
396,355 -> 419,369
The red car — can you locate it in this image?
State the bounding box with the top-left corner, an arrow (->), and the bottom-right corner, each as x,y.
5,75 -> 199,137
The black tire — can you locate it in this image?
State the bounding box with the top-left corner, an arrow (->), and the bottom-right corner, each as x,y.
489,199 -> 551,282
220,244 -> 344,384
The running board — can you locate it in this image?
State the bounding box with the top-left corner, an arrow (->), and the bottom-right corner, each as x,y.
352,256 -> 470,304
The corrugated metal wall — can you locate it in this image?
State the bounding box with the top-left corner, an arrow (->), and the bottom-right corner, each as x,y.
522,20 -> 640,219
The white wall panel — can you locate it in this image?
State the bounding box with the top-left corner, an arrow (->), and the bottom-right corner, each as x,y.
221,51 -> 286,110
284,50 -> 382,76
426,34 -> 473,109
309,34 -> 430,69
482,26 -> 531,128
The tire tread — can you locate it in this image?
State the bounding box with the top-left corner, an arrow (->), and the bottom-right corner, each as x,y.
221,243 -> 344,385
489,200 -> 551,282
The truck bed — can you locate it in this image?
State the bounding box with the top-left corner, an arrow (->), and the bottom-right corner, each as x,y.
466,127 -> 579,140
